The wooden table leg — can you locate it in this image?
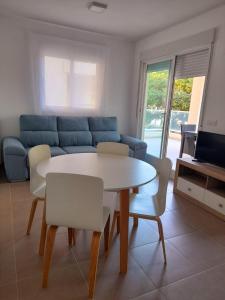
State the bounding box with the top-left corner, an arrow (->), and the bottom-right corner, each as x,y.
119,189 -> 129,274
132,187 -> 139,193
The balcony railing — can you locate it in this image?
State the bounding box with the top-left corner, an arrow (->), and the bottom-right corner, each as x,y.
144,109 -> 189,133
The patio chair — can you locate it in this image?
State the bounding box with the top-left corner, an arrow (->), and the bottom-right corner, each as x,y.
179,124 -> 197,158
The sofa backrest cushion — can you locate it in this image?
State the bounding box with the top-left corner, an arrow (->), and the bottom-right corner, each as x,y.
20,115 -> 59,147
58,116 -> 92,146
89,116 -> 117,131
88,117 -> 120,146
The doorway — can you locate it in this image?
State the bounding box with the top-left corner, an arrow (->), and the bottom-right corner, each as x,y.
142,60 -> 172,158
141,49 -> 210,169
166,76 -> 206,169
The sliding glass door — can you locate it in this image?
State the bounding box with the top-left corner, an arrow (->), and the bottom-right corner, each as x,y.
140,48 -> 210,169
166,49 -> 209,168
142,60 -> 173,157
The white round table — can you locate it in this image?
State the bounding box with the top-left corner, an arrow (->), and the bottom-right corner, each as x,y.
37,153 -> 156,273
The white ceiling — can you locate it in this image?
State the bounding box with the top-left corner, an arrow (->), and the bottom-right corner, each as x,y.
0,0 -> 224,40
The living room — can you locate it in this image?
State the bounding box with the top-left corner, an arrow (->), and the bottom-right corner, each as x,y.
1,1 -> 225,300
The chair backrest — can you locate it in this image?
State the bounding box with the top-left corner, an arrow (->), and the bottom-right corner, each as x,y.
46,173 -> 104,231
156,157 -> 172,215
180,124 -> 196,157
28,145 -> 51,194
180,124 -> 196,134
96,142 -> 129,156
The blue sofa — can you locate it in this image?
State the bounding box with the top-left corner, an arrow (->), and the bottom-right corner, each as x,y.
2,115 -> 147,182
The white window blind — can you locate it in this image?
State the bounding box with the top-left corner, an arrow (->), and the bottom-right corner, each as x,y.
30,34 -> 107,115
175,49 -> 210,79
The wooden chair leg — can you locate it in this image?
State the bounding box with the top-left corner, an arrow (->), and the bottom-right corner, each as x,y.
104,216 -> 110,256
42,225 -> 58,288
39,202 -> 47,256
26,198 -> 39,235
68,228 -> 73,247
72,229 -> 76,246
68,228 -> 76,246
157,219 -> 162,241
133,216 -> 139,227
109,211 -> 117,246
88,231 -> 101,299
116,212 -> 120,234
132,187 -> 139,194
156,217 -> 167,264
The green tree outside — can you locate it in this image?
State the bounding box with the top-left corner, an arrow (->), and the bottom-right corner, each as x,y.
146,71 -> 193,111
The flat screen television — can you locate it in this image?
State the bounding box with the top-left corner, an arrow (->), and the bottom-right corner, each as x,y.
195,131 -> 225,168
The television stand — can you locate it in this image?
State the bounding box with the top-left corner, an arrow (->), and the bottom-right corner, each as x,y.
192,158 -> 204,163
174,158 -> 225,221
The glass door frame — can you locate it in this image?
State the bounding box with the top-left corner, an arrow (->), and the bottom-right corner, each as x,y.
139,55 -> 176,159
160,57 -> 176,158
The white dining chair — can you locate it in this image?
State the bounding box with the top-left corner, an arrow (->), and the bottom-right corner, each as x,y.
110,157 -> 172,264
26,144 -> 51,235
42,173 -> 110,299
96,142 -> 129,156
28,145 -> 76,255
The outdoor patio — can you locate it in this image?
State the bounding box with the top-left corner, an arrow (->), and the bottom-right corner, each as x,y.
143,109 -> 194,169
145,135 -> 189,170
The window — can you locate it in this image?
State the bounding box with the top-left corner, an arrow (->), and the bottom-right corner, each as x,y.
44,56 -> 70,108
72,61 -> 97,109
44,57 -> 97,110
30,34 -> 107,115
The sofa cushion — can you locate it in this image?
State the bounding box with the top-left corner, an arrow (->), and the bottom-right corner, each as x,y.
129,148 -> 134,157
92,131 -> 121,146
58,116 -> 89,131
63,146 -> 96,154
89,117 -> 120,146
50,147 -> 66,157
58,116 -> 92,146
26,146 -> 66,159
20,115 -> 57,131
88,117 -> 117,131
21,131 -> 59,148
20,115 -> 58,147
59,132 -> 92,147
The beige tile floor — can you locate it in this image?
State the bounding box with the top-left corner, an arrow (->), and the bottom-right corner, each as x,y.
1,179 -> 225,300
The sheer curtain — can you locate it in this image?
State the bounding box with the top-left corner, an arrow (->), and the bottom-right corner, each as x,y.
30,33 -> 107,116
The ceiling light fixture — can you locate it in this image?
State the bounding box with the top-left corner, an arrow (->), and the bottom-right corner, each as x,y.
88,1 -> 108,13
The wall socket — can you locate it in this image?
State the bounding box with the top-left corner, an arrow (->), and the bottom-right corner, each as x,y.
207,120 -> 218,127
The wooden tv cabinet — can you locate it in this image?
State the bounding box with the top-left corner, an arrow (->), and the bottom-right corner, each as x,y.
174,158 -> 225,221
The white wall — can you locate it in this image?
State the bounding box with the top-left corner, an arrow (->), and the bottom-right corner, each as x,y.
131,4 -> 225,135
0,15 -> 134,147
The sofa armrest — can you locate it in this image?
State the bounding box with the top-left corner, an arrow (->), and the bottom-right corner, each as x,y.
3,137 -> 26,156
120,135 -> 147,151
2,137 -> 28,182
120,135 -> 147,160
